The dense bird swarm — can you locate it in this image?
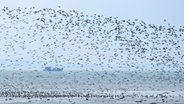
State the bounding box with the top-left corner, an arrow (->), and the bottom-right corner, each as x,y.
0,7 -> 184,104
0,7 -> 184,71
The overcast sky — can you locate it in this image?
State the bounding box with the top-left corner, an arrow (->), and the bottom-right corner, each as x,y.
0,0 -> 184,26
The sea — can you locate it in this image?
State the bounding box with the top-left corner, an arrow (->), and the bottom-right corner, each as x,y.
0,69 -> 184,104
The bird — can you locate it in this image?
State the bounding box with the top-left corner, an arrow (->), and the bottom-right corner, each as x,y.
0,6 -> 183,103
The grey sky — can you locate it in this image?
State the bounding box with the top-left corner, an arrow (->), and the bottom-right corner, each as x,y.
0,0 -> 184,25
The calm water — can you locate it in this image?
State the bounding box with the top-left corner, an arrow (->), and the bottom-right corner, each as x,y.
0,69 -> 184,103
0,69 -> 184,91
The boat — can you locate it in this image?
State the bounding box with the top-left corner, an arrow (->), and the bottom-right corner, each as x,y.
43,66 -> 63,71
43,53 -> 63,71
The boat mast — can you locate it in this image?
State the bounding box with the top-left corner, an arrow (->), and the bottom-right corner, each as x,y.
55,55 -> 57,68
54,44 -> 57,68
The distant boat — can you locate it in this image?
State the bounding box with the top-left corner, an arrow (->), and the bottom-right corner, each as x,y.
44,67 -> 63,71
43,51 -> 63,71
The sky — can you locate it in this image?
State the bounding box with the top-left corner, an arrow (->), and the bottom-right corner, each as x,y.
0,0 -> 184,26
0,0 -> 184,70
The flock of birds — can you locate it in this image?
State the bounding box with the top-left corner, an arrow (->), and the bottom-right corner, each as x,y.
0,7 -> 184,103
0,6 -> 184,71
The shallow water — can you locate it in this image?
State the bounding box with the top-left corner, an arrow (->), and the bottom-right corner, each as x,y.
0,97 -> 184,104
0,69 -> 184,103
1,69 -> 184,90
